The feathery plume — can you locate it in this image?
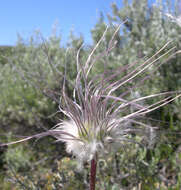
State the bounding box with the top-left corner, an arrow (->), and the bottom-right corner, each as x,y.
1,24 -> 181,190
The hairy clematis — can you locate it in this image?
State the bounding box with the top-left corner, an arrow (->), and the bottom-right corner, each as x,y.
53,118 -> 130,169
50,25 -> 180,189
1,25 -> 181,190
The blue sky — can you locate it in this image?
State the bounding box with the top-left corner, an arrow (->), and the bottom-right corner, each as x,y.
0,0 -> 123,46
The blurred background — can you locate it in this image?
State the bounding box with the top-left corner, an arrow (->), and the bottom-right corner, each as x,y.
0,0 -> 181,189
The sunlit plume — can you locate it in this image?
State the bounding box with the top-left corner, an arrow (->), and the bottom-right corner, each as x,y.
1,24 -> 181,170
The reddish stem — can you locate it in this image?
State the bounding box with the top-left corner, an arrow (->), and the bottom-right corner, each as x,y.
90,158 -> 97,190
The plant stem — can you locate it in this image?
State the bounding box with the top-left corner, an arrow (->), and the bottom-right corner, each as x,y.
90,157 -> 97,190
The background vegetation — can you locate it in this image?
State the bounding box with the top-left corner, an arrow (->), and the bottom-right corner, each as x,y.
0,0 -> 181,189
